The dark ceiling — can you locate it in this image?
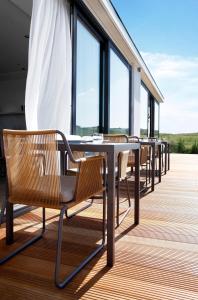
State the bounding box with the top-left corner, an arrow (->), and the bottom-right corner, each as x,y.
0,0 -> 32,75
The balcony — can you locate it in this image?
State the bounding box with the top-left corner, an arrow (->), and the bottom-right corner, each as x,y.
0,153 -> 198,299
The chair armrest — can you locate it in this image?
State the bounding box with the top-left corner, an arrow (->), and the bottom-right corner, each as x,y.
74,155 -> 105,203
127,136 -> 139,142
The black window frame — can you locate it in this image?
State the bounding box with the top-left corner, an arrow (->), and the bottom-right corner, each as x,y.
140,81 -> 160,138
71,0 -> 133,135
71,5 -> 105,134
154,99 -> 160,138
108,43 -> 132,135
140,81 -> 150,137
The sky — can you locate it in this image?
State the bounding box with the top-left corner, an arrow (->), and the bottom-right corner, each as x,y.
112,0 -> 198,133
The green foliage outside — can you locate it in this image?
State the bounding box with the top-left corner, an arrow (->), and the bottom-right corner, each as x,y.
160,133 -> 198,154
76,126 -> 99,136
109,128 -> 128,134
76,126 -> 129,136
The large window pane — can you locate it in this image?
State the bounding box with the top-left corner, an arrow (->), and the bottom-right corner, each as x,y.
154,101 -> 159,137
109,49 -> 129,134
76,20 -> 100,135
140,85 -> 149,137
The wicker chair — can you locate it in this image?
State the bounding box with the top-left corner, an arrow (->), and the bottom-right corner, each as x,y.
0,129 -> 106,288
104,134 -> 128,143
127,136 -> 139,173
116,150 -> 131,226
103,134 -> 131,226
127,136 -> 151,187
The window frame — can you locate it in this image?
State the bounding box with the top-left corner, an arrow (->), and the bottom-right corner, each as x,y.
71,7 -> 105,134
71,1 -> 133,135
154,99 -> 160,138
140,81 -> 160,138
140,81 -> 150,137
108,43 -> 132,135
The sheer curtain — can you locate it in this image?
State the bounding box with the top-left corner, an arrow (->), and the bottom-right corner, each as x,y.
25,0 -> 71,134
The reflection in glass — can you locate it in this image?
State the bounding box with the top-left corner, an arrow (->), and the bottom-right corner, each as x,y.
154,101 -> 159,137
109,49 -> 129,134
140,85 -> 149,137
76,20 -> 100,136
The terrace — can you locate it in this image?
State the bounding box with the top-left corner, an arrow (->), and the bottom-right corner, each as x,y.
0,1 -> 197,299
1,153 -> 198,299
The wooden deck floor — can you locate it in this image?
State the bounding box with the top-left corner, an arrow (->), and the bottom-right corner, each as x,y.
1,154 -> 198,300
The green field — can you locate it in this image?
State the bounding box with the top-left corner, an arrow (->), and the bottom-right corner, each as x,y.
160,133 -> 198,153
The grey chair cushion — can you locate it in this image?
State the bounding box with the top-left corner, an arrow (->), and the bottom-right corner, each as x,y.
60,175 -> 76,203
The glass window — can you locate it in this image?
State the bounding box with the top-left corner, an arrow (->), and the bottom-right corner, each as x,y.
76,19 -> 100,135
109,49 -> 129,134
154,101 -> 159,137
140,85 -> 149,137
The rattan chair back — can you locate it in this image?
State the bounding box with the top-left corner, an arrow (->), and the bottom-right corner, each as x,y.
3,130 -> 62,208
104,134 -> 128,143
140,146 -> 148,165
118,150 -> 130,180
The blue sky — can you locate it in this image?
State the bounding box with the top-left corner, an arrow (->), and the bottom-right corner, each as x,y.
112,0 -> 198,133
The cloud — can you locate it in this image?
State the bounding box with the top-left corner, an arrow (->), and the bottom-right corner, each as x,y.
141,52 -> 198,133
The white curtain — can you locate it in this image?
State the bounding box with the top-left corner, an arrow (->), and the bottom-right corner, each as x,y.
25,0 -> 72,133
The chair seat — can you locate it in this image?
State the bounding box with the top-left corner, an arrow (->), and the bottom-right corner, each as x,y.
9,175 -> 76,206
60,175 -> 76,203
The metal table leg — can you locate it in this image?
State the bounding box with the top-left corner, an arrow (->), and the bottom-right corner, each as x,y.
168,143 -> 170,170
164,142 -> 167,174
134,148 -> 140,225
158,145 -> 162,183
151,144 -> 155,191
6,201 -> 13,245
107,151 -> 116,267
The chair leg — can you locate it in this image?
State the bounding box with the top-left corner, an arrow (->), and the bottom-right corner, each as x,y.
65,199 -> 94,219
0,207 -> 45,265
161,146 -> 164,174
55,200 -> 106,289
148,160 -> 151,184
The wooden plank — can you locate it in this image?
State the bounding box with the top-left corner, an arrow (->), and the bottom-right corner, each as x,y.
1,153 -> 198,299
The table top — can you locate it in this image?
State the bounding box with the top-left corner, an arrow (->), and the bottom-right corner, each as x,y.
68,141 -> 140,153
139,140 -> 162,146
58,140 -> 139,153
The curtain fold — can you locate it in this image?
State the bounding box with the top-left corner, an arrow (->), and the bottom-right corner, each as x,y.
25,0 -> 71,133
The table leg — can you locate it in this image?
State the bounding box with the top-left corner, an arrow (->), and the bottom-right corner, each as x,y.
168,143 -> 170,170
6,201 -> 13,245
107,151 -> 116,267
151,145 -> 155,191
164,143 -> 167,174
158,145 -> 162,183
134,148 -> 140,225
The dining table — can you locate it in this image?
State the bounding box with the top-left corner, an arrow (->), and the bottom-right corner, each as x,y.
60,140 -> 141,267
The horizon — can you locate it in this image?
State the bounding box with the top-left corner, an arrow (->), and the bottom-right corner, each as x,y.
161,132 -> 198,135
